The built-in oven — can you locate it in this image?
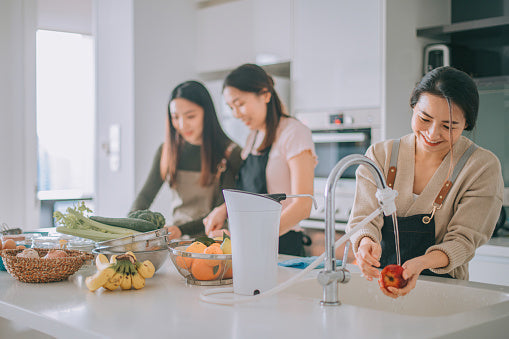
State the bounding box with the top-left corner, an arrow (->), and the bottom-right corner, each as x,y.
296,108 -> 381,232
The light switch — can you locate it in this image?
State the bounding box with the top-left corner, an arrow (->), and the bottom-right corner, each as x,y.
109,124 -> 120,172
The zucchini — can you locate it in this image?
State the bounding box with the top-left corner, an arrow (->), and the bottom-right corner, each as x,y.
89,216 -> 159,232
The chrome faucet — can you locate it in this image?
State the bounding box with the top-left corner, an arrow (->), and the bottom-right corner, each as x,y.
318,154 -> 389,306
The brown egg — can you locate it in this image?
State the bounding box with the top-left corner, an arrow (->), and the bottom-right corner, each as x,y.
43,249 -> 68,259
3,239 -> 16,249
16,245 -> 26,250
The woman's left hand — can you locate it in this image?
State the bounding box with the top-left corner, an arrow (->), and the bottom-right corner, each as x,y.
203,204 -> 227,234
379,258 -> 424,298
165,225 -> 182,240
379,251 -> 449,298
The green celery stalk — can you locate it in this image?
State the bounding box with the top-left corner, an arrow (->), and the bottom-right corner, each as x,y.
56,226 -> 123,242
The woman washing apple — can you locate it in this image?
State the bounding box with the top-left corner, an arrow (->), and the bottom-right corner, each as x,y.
347,67 -> 504,298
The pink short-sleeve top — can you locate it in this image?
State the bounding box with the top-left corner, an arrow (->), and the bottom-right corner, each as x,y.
241,117 -> 317,211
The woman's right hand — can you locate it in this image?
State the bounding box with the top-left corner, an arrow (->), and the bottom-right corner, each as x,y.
355,237 -> 382,281
203,204 -> 227,235
165,225 -> 182,240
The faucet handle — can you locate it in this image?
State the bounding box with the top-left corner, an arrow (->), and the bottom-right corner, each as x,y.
318,268 -> 351,286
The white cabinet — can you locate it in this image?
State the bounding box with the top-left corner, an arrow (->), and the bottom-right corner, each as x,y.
292,0 -> 381,112
196,0 -> 292,73
469,245 -> 509,286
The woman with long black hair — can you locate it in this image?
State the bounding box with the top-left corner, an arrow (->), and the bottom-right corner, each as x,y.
204,64 -> 317,256
131,81 -> 242,239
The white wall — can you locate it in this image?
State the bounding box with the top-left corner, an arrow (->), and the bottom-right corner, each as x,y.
37,0 -> 92,35
383,0 -> 450,139
94,0 -> 135,217
133,0 -> 197,219
0,0 -> 38,229
94,0 -> 197,218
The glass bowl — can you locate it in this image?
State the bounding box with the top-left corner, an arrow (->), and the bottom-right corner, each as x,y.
168,240 -> 232,286
92,245 -> 170,273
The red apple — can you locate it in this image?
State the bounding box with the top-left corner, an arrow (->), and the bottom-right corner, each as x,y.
379,264 -> 408,290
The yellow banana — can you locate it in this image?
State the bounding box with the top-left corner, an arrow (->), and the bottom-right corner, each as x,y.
131,272 -> 145,289
95,254 -> 111,271
137,260 -> 155,279
109,254 -> 118,264
120,274 -> 132,290
103,271 -> 122,291
85,267 -> 116,292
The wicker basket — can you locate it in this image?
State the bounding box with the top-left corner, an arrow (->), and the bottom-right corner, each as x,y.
0,248 -> 94,283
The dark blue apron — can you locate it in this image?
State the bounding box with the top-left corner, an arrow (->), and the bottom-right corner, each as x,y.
380,139 -> 478,278
236,133 -> 309,256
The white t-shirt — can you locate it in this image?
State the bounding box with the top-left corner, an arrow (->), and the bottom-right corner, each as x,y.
242,117 -> 317,211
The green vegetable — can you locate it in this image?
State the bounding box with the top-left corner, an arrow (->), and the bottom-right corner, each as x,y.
89,216 -> 158,232
54,201 -> 140,242
194,236 -> 216,247
127,210 -> 166,228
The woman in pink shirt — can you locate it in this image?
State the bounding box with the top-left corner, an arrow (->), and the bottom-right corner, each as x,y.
204,64 -> 317,256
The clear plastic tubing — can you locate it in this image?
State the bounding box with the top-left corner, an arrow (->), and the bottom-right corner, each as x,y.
199,207 -> 383,305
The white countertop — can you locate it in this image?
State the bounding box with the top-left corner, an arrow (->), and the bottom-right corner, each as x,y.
1,255 -> 509,339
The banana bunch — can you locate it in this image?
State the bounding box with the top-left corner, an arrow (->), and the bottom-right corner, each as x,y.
86,251 -> 156,292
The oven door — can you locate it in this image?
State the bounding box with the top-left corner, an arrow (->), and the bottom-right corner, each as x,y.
312,128 -> 371,180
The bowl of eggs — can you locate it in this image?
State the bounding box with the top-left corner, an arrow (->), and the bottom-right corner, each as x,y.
0,248 -> 93,282
0,235 -> 29,271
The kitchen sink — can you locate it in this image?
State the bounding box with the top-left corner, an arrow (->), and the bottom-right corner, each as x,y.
283,272 -> 509,317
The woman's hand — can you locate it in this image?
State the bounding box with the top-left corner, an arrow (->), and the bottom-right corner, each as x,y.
380,258 -> 424,298
208,229 -> 231,239
165,225 -> 182,240
203,204 -> 227,235
355,237 -> 382,281
380,250 -> 448,298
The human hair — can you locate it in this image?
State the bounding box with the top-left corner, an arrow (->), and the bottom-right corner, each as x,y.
410,66 -> 479,131
223,63 -> 289,152
160,80 -> 232,187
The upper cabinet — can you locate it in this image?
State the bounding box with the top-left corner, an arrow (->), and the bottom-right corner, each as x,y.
416,0 -> 509,78
292,0 -> 382,112
196,0 -> 292,73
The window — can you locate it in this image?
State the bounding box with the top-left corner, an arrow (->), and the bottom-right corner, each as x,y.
36,30 -> 95,225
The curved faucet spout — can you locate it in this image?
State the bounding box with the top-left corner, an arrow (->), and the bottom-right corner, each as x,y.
322,154 -> 389,305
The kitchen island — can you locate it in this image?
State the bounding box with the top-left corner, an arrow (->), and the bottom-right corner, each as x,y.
1,256 -> 509,338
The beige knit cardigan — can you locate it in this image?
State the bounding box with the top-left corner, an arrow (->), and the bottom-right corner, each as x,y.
347,134 -> 504,279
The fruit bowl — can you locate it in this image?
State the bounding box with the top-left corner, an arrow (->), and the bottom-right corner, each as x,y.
168,240 -> 232,286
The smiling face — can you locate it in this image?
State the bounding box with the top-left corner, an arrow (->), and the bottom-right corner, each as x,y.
223,86 -> 271,131
411,93 -> 467,157
169,98 -> 204,145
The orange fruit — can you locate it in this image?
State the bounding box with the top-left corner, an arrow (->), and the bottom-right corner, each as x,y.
191,259 -> 221,281
178,241 -> 207,269
203,245 -> 223,266
222,260 -> 233,279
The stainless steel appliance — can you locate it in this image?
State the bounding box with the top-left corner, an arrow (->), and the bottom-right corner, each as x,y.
296,108 -> 381,231
423,43 -> 450,74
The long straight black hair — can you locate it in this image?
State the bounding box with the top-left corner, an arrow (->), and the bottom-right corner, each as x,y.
161,80 -> 232,187
223,64 -> 289,152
